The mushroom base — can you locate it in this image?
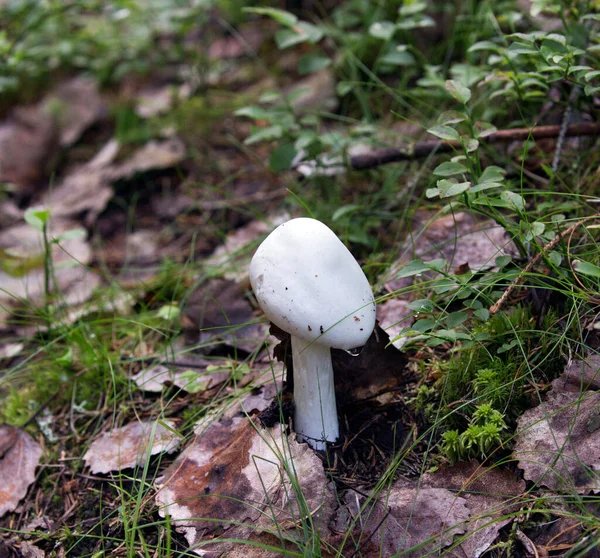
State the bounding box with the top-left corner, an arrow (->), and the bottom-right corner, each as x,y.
291,336 -> 339,450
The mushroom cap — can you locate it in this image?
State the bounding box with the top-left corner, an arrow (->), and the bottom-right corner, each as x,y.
249,218 -> 376,350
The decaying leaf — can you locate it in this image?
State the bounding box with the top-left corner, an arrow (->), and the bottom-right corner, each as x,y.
422,461 -> 525,557
40,137 -> 186,224
336,481 -> 470,557
0,218 -> 98,315
182,278 -> 268,353
381,211 -> 518,292
0,105 -> 57,196
83,420 -> 180,474
205,213 -> 289,282
0,426 -> 43,517
376,297 -> 413,349
514,357 -> 600,491
156,413 -> 331,555
133,356 -> 252,393
47,76 -> 106,147
332,325 -> 408,405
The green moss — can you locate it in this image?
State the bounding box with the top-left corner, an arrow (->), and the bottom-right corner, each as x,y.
431,305 -> 566,461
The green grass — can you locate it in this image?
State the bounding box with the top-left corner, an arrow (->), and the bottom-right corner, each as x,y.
2,0 -> 600,555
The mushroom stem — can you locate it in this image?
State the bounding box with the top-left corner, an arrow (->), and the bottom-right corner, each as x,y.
291,335 -> 339,450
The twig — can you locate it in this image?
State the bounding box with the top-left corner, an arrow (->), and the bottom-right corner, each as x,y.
350,122 -> 600,171
489,216 -> 597,315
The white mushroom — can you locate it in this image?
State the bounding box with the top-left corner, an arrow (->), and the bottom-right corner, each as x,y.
249,218 -> 376,449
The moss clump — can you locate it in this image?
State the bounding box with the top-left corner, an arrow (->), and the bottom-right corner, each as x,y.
428,305 -> 565,462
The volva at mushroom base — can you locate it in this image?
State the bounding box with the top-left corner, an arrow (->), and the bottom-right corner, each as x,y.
249,218 -> 376,450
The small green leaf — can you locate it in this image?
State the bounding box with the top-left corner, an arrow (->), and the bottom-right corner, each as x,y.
479,165 -> 506,183
234,106 -> 272,120
436,179 -> 471,198
548,251 -> 562,267
438,110 -> 468,125
24,208 -> 51,232
427,125 -> 459,141
244,125 -> 283,145
433,161 -> 468,177
501,190 -> 525,211
56,348 -> 73,366
468,40 -> 501,53
157,304 -> 180,321
446,311 -> 468,328
399,1 -> 427,16
298,53 -> 331,75
243,7 -> 298,26
426,188 -> 440,198
495,255 -> 512,268
332,204 -> 361,221
408,299 -> 434,312
369,21 -> 396,40
412,318 -> 436,333
573,260 -> 600,279
397,259 -> 444,278
473,121 -> 498,138
336,81 -> 354,96
473,308 -> 490,322
445,80 -> 471,104
269,143 -> 297,172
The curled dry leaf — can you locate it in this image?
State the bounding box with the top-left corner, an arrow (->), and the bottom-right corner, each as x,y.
0,426 -> 43,517
205,213 -> 289,283
515,386 -> 600,492
336,481 -> 470,557
381,211 -> 518,293
515,357 -> 600,491
83,420 -> 179,474
156,415 -> 331,555
41,137 -> 186,225
0,218 -> 98,317
422,461 -> 526,557
182,278 -> 268,353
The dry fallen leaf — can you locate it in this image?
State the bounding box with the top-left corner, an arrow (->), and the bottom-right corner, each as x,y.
0,218 -> 98,318
422,461 -> 526,557
336,481 -> 470,557
46,76 -> 106,147
83,420 -> 180,474
0,426 -> 43,517
514,357 -> 600,491
205,213 -> 289,283
381,211 -> 518,292
40,137 -> 186,225
156,414 -> 331,555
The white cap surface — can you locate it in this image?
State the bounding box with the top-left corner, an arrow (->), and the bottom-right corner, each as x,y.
249,218 -> 376,350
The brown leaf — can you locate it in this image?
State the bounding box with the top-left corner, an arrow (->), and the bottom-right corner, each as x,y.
550,355 -> 600,392
41,137 -> 185,225
0,106 -> 58,195
514,379 -> 600,491
332,325 -> 408,405
183,278 -> 267,353
422,461 -> 526,557
382,211 -> 518,292
83,420 -> 180,474
46,77 -> 106,147
0,426 -> 43,517
205,213 -> 289,283
337,483 -> 470,557
0,218 -> 98,315
156,416 -> 331,554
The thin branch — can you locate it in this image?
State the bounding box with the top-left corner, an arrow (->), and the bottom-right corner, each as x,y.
350,122 -> 600,171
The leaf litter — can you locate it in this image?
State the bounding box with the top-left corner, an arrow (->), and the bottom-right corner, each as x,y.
83,419 -> 180,475
514,355 -> 600,491
0,426 -> 43,517
155,387 -> 333,556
